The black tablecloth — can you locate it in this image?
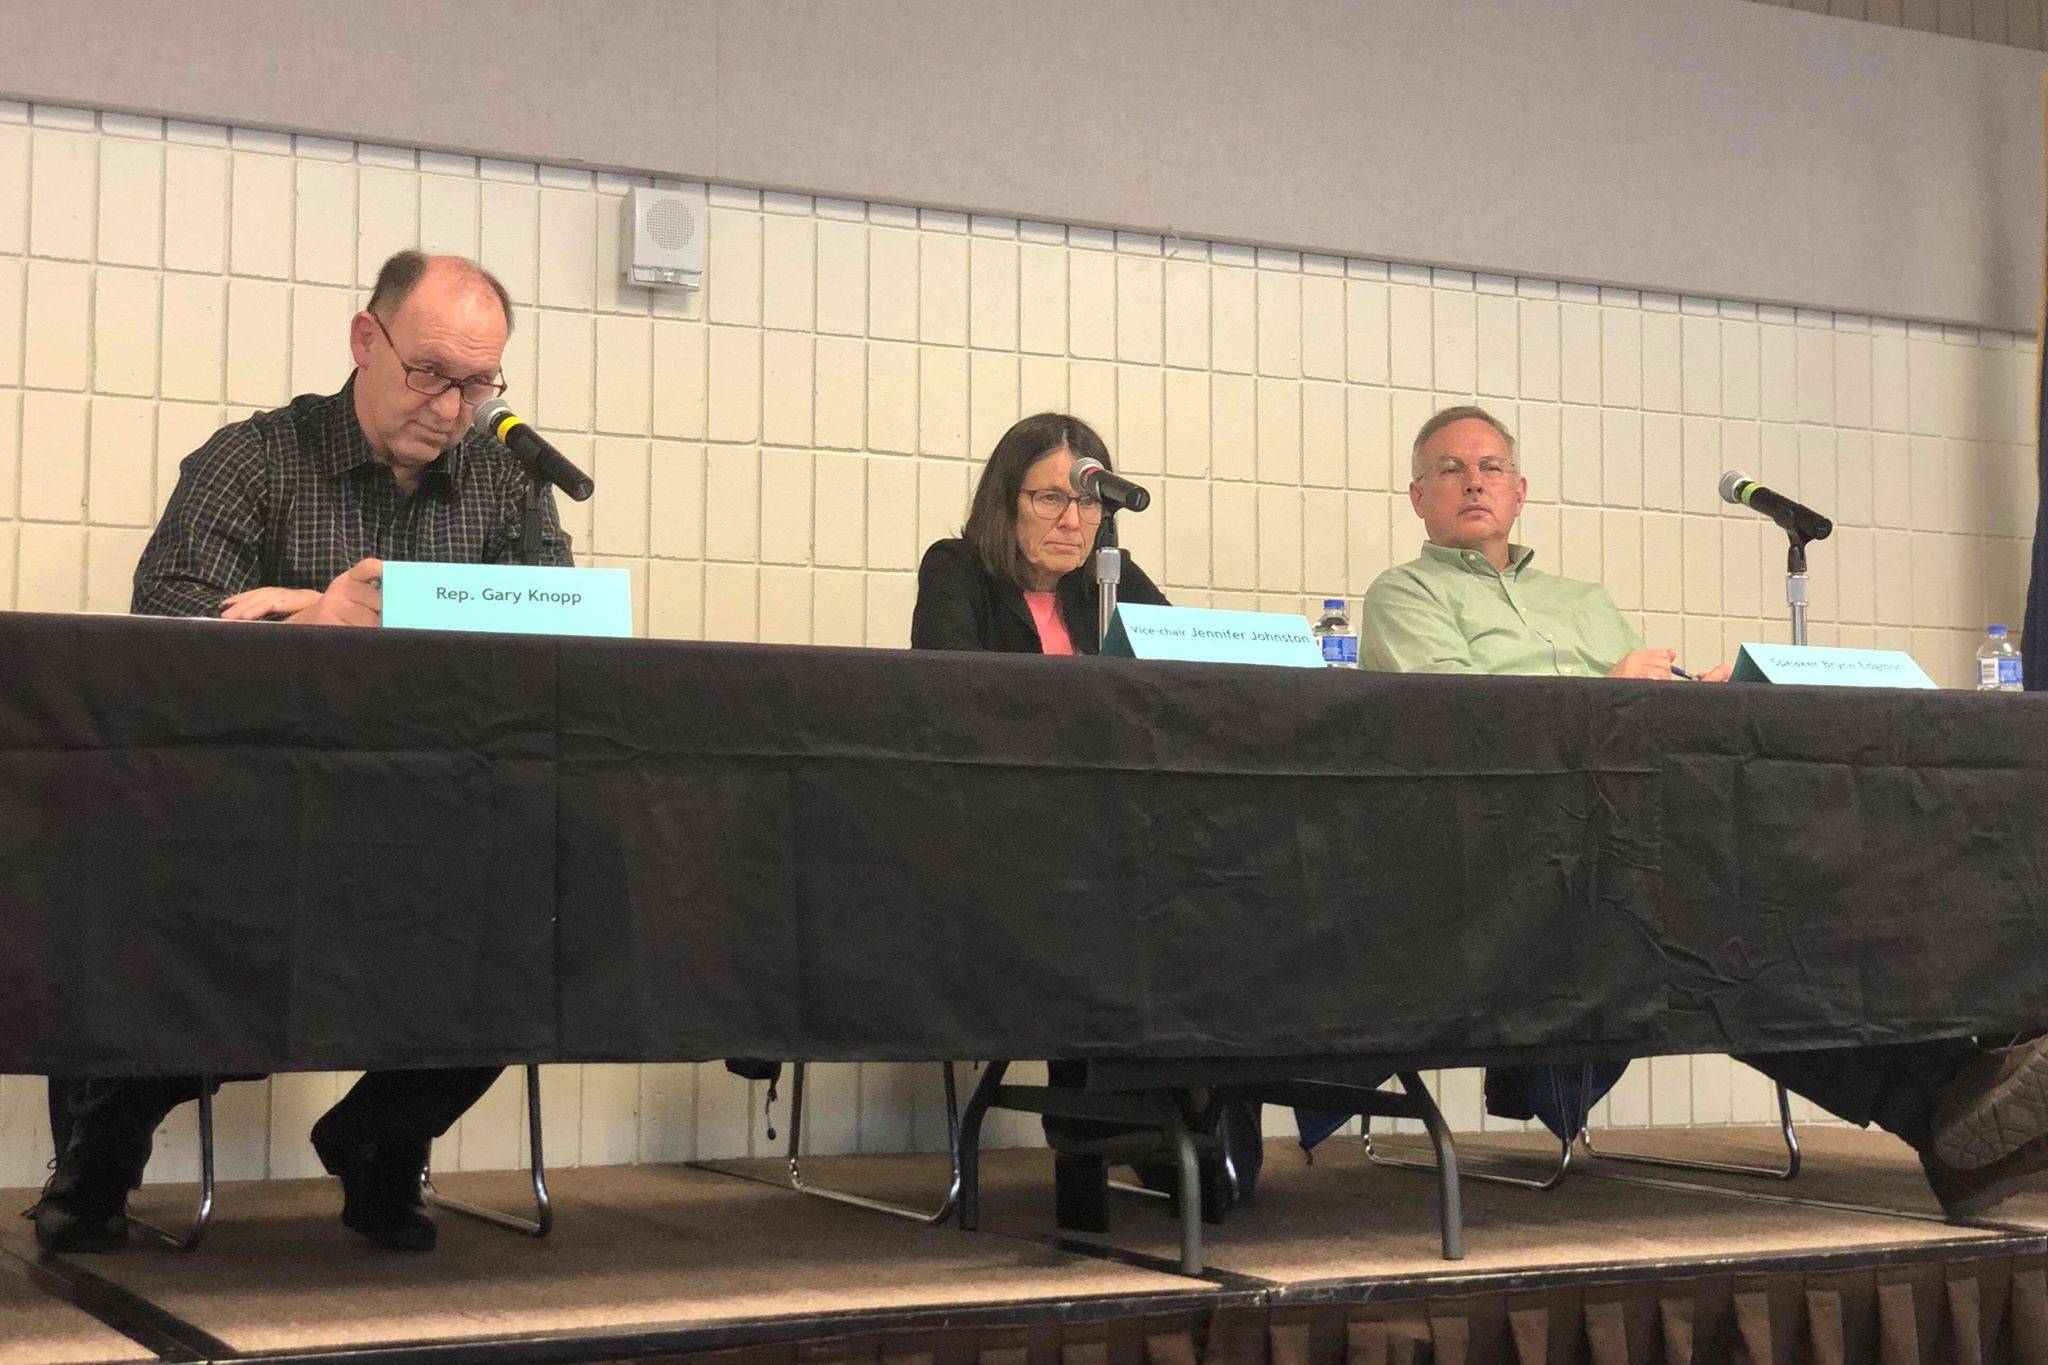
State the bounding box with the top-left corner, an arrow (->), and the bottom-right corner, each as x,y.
2,611 -> 2043,1077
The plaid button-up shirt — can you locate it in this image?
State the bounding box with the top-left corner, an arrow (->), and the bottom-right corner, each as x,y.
132,375 -> 573,617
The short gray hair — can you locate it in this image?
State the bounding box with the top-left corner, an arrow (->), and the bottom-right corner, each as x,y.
1411,405 -> 1517,480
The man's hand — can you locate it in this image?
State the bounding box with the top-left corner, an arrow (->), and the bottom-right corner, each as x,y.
283,558 -> 384,627
1607,647 -> 1677,680
1698,662 -> 1734,682
220,586 -> 322,621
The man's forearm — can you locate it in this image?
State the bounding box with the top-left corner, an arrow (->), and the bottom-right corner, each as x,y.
130,575 -> 228,619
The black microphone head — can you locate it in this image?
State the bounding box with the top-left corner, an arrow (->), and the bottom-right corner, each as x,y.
1068,456 -> 1105,496
472,396 -> 512,437
1718,470 -> 1750,505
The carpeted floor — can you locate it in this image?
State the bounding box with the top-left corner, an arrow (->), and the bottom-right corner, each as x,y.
0,1253 -> 150,1364
1,1125 -> 2042,1362
706,1123 -> 2047,1282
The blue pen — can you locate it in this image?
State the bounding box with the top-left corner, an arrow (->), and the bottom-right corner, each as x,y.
1670,664 -> 1696,680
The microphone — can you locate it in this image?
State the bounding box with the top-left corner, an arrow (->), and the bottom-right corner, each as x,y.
1719,471 -> 1831,542
473,398 -> 595,502
1068,456 -> 1150,513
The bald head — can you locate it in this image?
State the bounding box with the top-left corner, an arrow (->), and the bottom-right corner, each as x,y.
367,250 -> 514,335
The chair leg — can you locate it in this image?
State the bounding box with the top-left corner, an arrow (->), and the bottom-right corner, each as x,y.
955,1060 -> 1005,1232
1162,1097 -> 1202,1275
126,1080 -> 214,1252
1106,1097 -> 1232,1208
1581,1081 -> 1801,1180
1366,1110 -> 1574,1193
784,1061 -> 963,1224
1395,1072 -> 1464,1261
419,1063 -> 553,1236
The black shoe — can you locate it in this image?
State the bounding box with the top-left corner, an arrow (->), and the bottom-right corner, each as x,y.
26,1156 -> 129,1254
1921,1137 -> 2048,1221
1923,1036 -> 2048,1220
29,1195 -> 128,1254
310,1116 -> 436,1252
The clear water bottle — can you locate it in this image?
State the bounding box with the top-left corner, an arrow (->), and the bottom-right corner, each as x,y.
1313,597 -> 1358,668
1976,625 -> 2023,692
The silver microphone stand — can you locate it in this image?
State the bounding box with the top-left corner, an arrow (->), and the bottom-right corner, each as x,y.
1095,510 -> 1122,650
1785,538 -> 1811,647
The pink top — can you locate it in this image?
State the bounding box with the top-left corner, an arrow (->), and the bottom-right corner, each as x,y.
1022,590 -> 1076,656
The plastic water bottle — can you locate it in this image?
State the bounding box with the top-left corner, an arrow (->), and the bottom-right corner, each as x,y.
1976,625 -> 2023,692
1313,597 -> 1358,669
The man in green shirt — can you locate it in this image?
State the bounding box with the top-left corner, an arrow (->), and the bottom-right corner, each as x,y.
1364,405 -> 1728,681
1324,404 -> 2048,1218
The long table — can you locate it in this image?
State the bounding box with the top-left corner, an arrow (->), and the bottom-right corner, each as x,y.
2,610 -> 2043,1078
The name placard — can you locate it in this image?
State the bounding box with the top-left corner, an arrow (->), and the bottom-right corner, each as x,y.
381,563 -> 632,637
1101,603 -> 1326,668
1730,643 -> 1936,689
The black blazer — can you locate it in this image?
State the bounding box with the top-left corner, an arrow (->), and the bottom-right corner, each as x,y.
910,538 -> 1168,655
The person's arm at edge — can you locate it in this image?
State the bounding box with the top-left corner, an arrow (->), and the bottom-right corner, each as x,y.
910,540 -> 989,650
1587,587 -> 1698,679
130,429 -> 269,618
1357,570 -> 1480,673
1591,585 -> 1645,671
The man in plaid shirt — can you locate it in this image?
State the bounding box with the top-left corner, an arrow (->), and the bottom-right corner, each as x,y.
34,251 -> 570,1255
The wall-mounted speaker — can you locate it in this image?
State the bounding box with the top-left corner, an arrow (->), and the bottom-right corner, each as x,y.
622,184 -> 706,290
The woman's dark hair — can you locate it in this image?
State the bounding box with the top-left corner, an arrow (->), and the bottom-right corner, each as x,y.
961,412 -> 1114,587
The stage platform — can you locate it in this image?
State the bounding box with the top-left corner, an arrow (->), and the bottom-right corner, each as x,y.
3,1126 -> 2045,1363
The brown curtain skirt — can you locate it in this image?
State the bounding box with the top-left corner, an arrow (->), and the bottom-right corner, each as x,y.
624,1251 -> 2048,1365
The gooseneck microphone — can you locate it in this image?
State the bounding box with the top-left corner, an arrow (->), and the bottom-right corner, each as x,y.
473,398 -> 595,502
1068,456 -> 1151,512
1719,471 -> 1831,542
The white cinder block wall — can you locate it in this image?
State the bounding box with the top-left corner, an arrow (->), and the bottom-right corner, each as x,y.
0,96 -> 2036,1187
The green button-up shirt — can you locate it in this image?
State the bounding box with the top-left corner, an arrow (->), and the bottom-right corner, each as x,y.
1360,541 -> 1642,677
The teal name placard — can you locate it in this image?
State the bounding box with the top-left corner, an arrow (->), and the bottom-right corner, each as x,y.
1102,603 -> 1326,668
382,563 -> 632,637
1730,643 -> 1936,689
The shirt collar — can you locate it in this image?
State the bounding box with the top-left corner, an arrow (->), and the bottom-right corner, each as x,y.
1420,539 -> 1536,579
314,372 -> 467,490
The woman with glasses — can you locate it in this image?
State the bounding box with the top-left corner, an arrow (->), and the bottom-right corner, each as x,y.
909,412 -> 1262,1230
911,412 -> 1164,653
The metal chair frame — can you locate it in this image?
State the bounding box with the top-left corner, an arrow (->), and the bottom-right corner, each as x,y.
1365,1064 -> 1799,1191
1581,1076 -> 1800,1180
125,1084 -> 216,1251
957,1063 -> 1465,1272
129,1064 -> 552,1250
957,1060 -> 1210,1273
781,1060 -> 963,1225
1244,1073 -> 1465,1260
420,1062 -> 554,1237
761,1060 -> 1233,1235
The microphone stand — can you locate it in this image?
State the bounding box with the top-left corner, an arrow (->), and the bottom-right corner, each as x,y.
1095,510 -> 1122,650
518,470 -> 549,567
1784,534 -> 1811,647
